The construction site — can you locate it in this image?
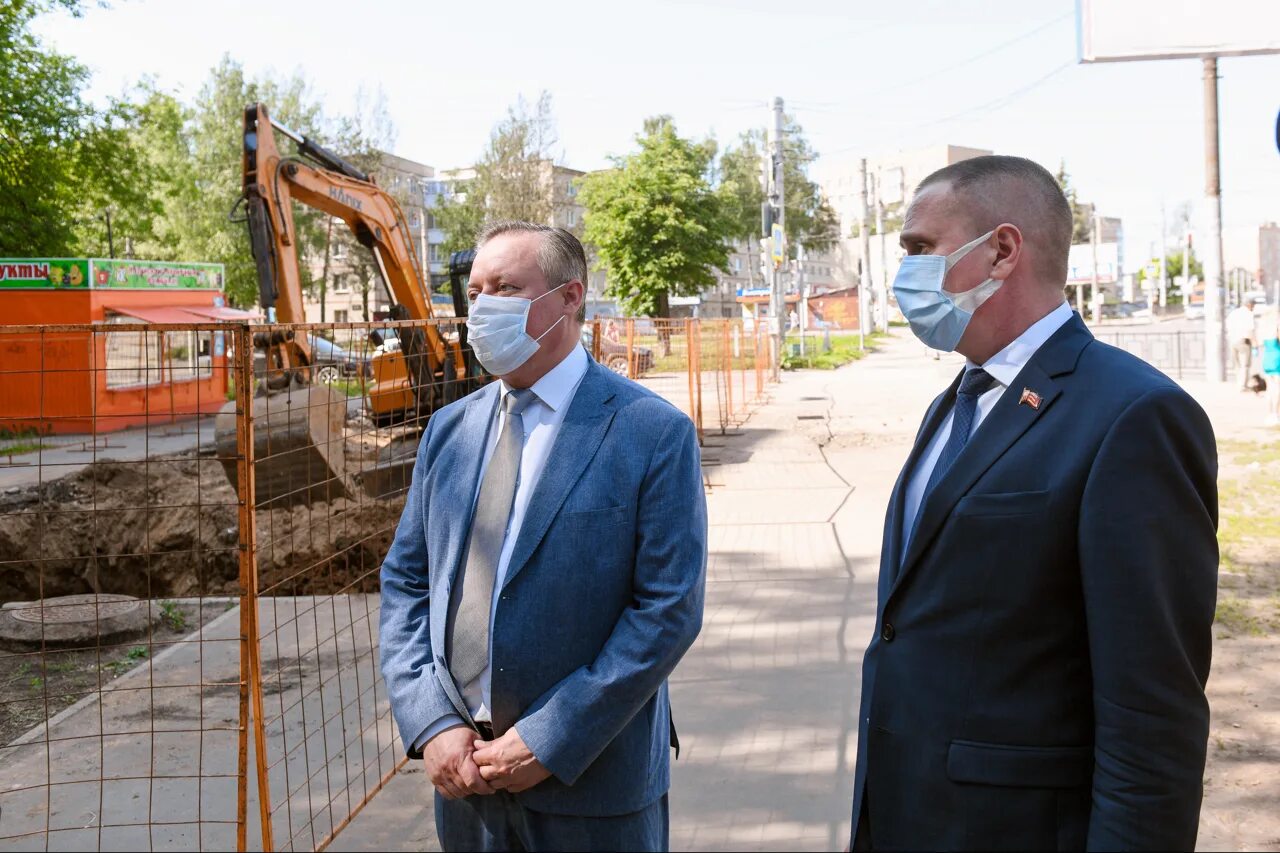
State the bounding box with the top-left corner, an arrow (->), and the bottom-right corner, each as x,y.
0,102 -> 775,851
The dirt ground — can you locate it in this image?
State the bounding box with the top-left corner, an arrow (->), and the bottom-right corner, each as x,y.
1199,428 -> 1280,851
0,446 -> 405,748
0,598 -> 232,746
0,454 -> 405,602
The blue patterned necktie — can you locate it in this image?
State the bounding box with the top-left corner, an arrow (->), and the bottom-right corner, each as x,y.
921,367 -> 999,501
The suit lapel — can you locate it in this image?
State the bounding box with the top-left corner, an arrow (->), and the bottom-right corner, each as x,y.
500,361 -> 618,591
891,314 -> 1094,598
438,384 -> 500,605
883,376 -> 961,577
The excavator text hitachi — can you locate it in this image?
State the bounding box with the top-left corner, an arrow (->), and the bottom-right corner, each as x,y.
214,103 -> 486,506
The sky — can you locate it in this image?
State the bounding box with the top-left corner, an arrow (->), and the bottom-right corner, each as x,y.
33,0 -> 1280,276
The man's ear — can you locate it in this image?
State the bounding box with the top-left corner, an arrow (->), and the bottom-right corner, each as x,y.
991,223 -> 1022,280
563,279 -> 585,313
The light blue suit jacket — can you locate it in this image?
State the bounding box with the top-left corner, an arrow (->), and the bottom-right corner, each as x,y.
380,356 -> 707,817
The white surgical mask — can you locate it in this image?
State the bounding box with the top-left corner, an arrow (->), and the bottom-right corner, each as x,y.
465,283 -> 568,376
892,229 -> 1002,352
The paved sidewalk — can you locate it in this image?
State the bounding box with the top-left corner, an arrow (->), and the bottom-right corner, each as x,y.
332,329 -> 950,852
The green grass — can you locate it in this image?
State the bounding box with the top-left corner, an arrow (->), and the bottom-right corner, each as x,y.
1218,438 -> 1280,467
159,601 -> 187,633
0,440 -> 46,456
782,331 -> 889,370
1215,595 -> 1266,637
330,379 -> 368,398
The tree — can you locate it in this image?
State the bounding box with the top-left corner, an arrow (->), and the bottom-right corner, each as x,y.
178,57 -> 331,308
0,0 -> 157,256
579,116 -> 733,317
718,115 -> 839,255
436,92 -> 568,257
1054,161 -> 1094,244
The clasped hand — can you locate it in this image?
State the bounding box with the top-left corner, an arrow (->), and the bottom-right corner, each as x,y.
423,725 -> 550,800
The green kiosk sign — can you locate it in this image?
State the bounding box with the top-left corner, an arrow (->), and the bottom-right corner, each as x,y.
91,259 -> 223,290
0,259 -> 90,288
0,259 -> 223,290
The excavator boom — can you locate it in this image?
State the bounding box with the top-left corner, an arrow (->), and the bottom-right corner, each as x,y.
218,103 -> 482,506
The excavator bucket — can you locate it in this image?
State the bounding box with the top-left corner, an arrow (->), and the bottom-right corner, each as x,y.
214,385 -> 350,508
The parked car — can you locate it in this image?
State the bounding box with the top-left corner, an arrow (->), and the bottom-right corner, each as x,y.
309,336 -> 370,384
581,327 -> 655,376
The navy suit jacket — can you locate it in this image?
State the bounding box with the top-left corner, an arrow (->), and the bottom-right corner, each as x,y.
380,357 -> 707,817
852,315 -> 1218,850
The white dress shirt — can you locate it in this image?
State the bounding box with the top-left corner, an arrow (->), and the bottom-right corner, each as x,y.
414,344 -> 590,750
900,302 -> 1073,547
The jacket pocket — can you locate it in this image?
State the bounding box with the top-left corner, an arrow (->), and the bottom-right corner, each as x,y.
559,504 -> 629,528
954,489 -> 1050,518
946,740 -> 1092,788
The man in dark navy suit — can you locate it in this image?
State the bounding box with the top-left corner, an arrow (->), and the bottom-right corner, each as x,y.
849,156 -> 1218,851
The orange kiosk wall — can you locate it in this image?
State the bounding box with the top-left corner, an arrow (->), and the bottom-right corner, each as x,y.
0,259 -> 249,435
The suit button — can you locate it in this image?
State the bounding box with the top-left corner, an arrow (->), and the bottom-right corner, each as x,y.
881,622 -> 895,643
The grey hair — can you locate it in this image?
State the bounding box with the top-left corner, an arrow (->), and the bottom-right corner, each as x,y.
476,221 -> 588,323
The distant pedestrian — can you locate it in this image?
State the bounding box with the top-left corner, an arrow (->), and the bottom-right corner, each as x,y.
1262,310 -> 1280,427
1227,302 -> 1257,390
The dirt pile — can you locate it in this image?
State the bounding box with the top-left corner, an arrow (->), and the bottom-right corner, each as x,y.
0,456 -> 405,602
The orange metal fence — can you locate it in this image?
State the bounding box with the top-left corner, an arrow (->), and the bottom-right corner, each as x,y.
0,315 -> 775,851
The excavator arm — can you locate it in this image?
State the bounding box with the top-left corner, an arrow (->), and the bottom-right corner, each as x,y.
241,102 -> 447,390
218,103 -> 479,507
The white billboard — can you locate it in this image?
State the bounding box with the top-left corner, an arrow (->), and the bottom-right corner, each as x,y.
1067,243 -> 1121,285
1077,0 -> 1280,62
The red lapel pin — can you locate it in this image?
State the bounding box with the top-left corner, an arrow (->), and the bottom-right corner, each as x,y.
1019,388 -> 1042,410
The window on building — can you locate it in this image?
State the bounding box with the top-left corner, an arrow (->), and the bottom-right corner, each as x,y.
333,309 -> 349,324
104,314 -> 164,389
165,329 -> 213,382
332,240 -> 347,260
567,209 -> 577,228
732,257 -> 742,273
425,211 -> 436,230
428,244 -> 442,262
103,314 -> 211,388
334,274 -> 352,294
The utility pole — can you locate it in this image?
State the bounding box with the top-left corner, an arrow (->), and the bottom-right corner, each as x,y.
796,245 -> 807,358
1203,56 -> 1226,382
1090,203 -> 1102,325
857,158 -> 871,350
874,172 -> 888,333
1158,203 -> 1167,309
766,96 -> 786,380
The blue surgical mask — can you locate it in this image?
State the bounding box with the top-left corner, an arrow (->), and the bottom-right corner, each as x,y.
892,229 -> 1002,352
466,283 -> 568,376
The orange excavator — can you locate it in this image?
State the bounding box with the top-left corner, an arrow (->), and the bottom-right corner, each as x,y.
215,103 -> 485,505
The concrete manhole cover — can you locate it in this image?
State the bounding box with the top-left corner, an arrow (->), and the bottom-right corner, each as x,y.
8,594 -> 140,624
0,594 -> 155,647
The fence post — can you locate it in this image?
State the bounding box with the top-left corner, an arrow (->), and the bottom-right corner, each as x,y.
1176,331 -> 1184,380
722,321 -> 734,426
591,318 -> 602,363
696,318 -> 706,438
684,319 -> 698,430
232,324 -> 274,852
626,318 -> 636,380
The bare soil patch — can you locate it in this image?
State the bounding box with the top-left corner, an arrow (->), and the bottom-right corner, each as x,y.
1199,435 -> 1280,851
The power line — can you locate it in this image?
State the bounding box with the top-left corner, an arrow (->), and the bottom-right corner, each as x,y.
861,11 -> 1073,101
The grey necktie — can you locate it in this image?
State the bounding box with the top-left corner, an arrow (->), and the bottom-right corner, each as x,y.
449,387 -> 536,688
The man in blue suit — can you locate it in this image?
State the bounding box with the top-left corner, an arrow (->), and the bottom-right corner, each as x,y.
850,156 -> 1218,850
380,222 -> 706,852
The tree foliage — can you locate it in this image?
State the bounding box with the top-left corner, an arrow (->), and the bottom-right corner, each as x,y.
718,115 -> 839,254
0,0 -> 156,256
1054,161 -> 1094,244
579,116 -> 733,316
437,92 -> 567,257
